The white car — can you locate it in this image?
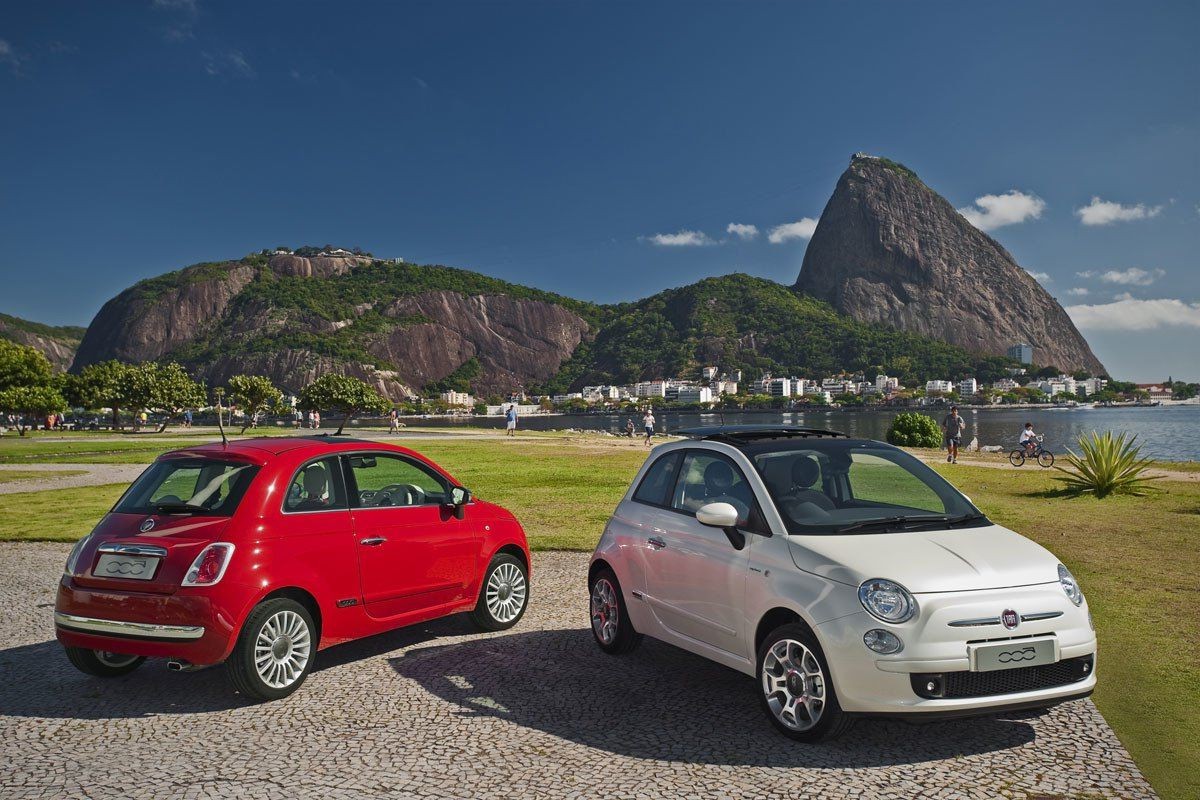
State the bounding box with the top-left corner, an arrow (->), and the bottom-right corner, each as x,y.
588,426 -> 1096,741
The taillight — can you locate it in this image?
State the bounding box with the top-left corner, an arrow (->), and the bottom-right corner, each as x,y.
64,534 -> 92,576
182,543 -> 235,586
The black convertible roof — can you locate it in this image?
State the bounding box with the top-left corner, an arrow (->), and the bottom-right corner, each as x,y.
676,425 -> 848,443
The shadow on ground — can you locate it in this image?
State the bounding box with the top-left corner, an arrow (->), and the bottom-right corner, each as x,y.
389,627 -> 1042,769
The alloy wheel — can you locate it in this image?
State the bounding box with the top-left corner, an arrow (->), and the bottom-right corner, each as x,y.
95,651 -> 140,669
590,578 -> 619,645
761,638 -> 826,731
253,609 -> 312,689
485,562 -> 527,624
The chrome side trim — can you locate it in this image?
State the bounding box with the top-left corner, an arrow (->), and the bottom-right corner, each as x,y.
1020,611 -> 1064,623
54,612 -> 205,640
97,544 -> 168,557
948,617 -> 1002,628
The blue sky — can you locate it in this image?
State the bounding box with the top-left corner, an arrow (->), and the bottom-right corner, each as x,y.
1,1 -> 1197,381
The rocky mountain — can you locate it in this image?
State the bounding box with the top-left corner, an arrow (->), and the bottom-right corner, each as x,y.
795,154 -> 1105,374
71,252 -> 594,400
0,313 -> 85,371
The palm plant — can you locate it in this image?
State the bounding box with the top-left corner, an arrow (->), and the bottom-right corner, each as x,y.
1054,431 -> 1159,498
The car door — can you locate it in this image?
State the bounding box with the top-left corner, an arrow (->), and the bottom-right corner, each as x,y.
344,452 -> 479,621
278,456 -> 361,612
641,449 -> 756,655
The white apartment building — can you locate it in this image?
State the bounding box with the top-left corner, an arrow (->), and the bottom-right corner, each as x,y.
581,385 -> 620,401
635,381 -> 667,398
875,374 -> 900,392
1077,377 -> 1108,396
958,378 -> 978,397
714,380 -> 738,396
767,377 -> 793,397
926,380 -> 954,393
993,377 -> 1020,392
440,390 -> 474,406
675,386 -> 714,404
702,366 -> 719,381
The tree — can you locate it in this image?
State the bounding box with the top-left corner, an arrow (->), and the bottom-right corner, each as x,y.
298,374 -> 390,435
886,412 -> 942,448
116,362 -> 205,432
65,360 -> 134,429
226,374 -> 286,434
0,339 -> 54,392
0,385 -> 67,436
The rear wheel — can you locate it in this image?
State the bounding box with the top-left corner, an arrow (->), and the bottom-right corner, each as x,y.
470,553 -> 529,631
65,647 -> 145,677
1009,450 -> 1026,467
589,566 -> 642,654
1038,450 -> 1055,468
756,623 -> 852,742
226,598 -> 316,701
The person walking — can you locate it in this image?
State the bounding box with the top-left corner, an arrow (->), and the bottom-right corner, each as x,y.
625,418 -> 635,438
183,409 -> 193,428
312,410 -> 321,430
642,408 -> 655,446
941,405 -> 967,463
504,404 -> 518,437
388,408 -> 400,433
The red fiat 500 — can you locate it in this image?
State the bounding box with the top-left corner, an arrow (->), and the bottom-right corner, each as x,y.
55,436 -> 531,700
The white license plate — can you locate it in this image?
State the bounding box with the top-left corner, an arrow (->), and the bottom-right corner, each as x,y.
93,553 -> 160,581
969,637 -> 1057,672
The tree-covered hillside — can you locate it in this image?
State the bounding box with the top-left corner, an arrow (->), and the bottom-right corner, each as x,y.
539,274 -> 1007,392
0,313 -> 86,346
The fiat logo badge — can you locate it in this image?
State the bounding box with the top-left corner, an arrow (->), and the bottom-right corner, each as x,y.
1001,609 -> 1020,630
139,518 -> 155,533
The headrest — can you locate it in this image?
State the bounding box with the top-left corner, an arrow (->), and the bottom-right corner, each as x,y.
791,455 -> 821,489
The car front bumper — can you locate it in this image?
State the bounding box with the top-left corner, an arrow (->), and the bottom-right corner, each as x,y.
814,583 -> 1098,716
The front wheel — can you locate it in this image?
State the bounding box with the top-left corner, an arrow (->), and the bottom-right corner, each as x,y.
1037,450 -> 1055,468
757,623 -> 852,742
65,647 -> 145,677
470,553 -> 529,631
1009,450 -> 1026,467
226,598 -> 316,701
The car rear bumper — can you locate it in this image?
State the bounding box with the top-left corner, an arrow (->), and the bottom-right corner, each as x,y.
54,578 -> 240,665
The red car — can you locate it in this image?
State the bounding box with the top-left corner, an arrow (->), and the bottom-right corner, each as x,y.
55,436 -> 531,700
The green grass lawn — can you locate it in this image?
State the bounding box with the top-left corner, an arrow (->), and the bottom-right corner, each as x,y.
0,433 -> 1195,797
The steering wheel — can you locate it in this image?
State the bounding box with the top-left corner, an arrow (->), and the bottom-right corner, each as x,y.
373,483 -> 426,507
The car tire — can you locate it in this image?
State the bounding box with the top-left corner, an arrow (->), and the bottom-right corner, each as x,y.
64,646 -> 145,677
469,552 -> 529,631
226,598 -> 316,702
756,622 -> 853,742
588,566 -> 643,655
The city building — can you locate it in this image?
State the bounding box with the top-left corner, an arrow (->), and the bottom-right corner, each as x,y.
1007,343 -> 1034,364
439,390 -> 475,406
766,377 -> 793,397
958,378 -> 978,397
635,381 -> 667,398
1136,384 -> 1173,401
926,380 -> 954,393
702,366 -> 718,381
674,386 -> 714,404
993,377 -> 1020,392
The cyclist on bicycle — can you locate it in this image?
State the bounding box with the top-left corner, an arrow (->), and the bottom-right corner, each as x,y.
1019,422 -> 1038,455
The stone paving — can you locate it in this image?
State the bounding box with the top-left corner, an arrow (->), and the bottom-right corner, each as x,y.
0,544 -> 1156,800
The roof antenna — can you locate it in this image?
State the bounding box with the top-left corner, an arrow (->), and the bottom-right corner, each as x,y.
214,388 -> 228,447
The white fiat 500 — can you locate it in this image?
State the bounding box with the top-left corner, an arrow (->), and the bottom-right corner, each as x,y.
588,426 -> 1096,741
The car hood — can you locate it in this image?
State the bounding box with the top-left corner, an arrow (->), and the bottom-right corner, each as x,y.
787,524 -> 1060,593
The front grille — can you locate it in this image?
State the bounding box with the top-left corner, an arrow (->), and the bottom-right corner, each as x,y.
911,655 -> 1093,700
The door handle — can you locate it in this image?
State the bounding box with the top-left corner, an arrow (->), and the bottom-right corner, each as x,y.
359,537 -> 387,546
647,536 -> 666,549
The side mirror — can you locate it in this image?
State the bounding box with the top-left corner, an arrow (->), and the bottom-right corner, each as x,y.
696,502 -> 739,529
449,486 -> 471,519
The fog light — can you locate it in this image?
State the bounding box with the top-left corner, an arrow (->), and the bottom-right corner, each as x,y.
926,681 -> 937,692
863,629 -> 903,654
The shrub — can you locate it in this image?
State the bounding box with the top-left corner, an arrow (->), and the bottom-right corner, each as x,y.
886,412 -> 942,448
1055,431 -> 1159,498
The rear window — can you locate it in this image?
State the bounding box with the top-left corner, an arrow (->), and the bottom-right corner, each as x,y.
115,458 -> 260,517
632,452 -> 682,507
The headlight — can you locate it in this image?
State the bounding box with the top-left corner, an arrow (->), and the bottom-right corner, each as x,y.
1058,563 -> 1083,606
64,534 -> 91,576
858,578 -> 917,623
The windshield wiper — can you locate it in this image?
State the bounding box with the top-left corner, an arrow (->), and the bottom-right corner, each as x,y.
151,501 -> 209,515
834,512 -> 988,534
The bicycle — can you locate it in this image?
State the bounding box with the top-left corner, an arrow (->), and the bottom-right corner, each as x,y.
1009,434 -> 1054,468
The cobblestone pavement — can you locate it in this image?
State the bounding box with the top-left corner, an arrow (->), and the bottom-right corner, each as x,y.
1,544 -> 1155,800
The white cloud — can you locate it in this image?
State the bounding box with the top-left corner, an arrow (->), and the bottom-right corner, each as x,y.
768,218 -> 818,244
0,38 -> 23,72
202,49 -> 254,78
957,190 -> 1046,231
1075,197 -> 1163,226
1077,267 -> 1165,286
1066,287 -> 1089,296
726,223 -> 759,241
1066,297 -> 1200,331
1028,271 -> 1051,283
642,230 -> 716,247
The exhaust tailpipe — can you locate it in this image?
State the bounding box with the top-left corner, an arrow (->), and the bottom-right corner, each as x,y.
167,660 -> 191,672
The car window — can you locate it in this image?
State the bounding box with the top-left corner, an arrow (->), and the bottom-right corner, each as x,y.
632,451 -> 682,507
115,458 -> 260,517
670,451 -> 754,526
847,452 -> 946,514
345,453 -> 449,508
283,457 -> 348,513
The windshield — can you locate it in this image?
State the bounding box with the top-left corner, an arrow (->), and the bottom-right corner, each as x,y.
115,457 -> 261,517
740,439 -> 986,535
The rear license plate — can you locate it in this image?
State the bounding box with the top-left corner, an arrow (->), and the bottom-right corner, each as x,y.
969,637 -> 1057,672
93,553 -> 160,581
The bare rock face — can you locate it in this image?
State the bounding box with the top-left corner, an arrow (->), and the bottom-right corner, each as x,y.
371,291 -> 591,394
72,263 -> 256,369
267,254 -> 371,279
198,351 -> 415,400
795,155 -> 1105,374
0,320 -> 78,371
